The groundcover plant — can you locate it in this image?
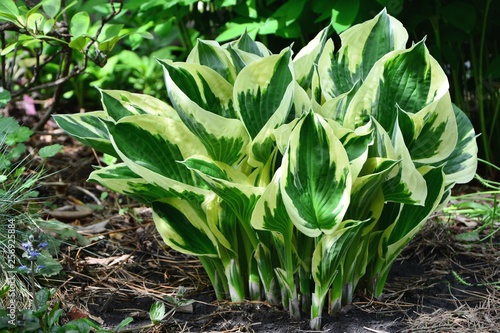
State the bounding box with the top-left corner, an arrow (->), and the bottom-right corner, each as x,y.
54,9 -> 478,329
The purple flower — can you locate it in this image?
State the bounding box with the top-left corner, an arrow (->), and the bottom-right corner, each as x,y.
20,242 -> 32,251
18,265 -> 30,273
27,251 -> 40,261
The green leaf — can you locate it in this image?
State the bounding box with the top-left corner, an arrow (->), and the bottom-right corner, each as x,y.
183,155 -> 264,228
0,0 -> 19,15
153,199 -> 219,257
329,0 -> 360,33
42,0 -> 61,18
26,13 -> 45,33
0,0 -> 21,27
318,9 -> 408,100
89,163 -> 179,204
114,317 -> 133,332
149,302 -> 166,324
0,90 -> 11,108
38,144 -> 63,158
159,60 -> 250,165
70,11 -> 90,37
216,22 -> 260,42
187,39 -> 237,83
441,1 -> 476,34
281,112 -> 351,237
68,35 -> 89,51
455,230 -> 480,242
435,104 -> 478,185
6,126 -> 33,145
53,111 -> 117,157
98,23 -> 123,42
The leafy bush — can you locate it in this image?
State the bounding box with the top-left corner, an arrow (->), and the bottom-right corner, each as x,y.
55,10 -> 477,329
0,0 -> 150,129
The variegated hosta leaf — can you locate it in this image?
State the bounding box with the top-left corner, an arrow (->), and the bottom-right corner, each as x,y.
182,155 -> 264,238
312,221 -> 364,286
187,39 -> 237,83
89,163 -> 173,204
223,31 -> 271,73
225,44 -> 264,73
230,31 -> 271,57
53,111 -> 116,157
152,199 -> 219,257
328,119 -> 373,181
281,112 -> 351,237
100,89 -> 181,119
318,80 -> 361,122
252,169 -> 296,273
159,61 -> 237,119
293,26 -> 331,91
346,158 -> 399,221
343,40 -> 449,132
234,48 -> 295,166
107,114 -> 211,202
318,9 -> 408,101
159,59 -> 250,166
311,220 -> 365,320
251,169 -> 301,313
401,92 -> 458,164
369,118 -> 427,205
292,83 -> 313,119
371,166 -> 445,296
225,258 -> 246,302
252,168 -> 293,239
254,243 -> 280,304
432,104 -> 478,185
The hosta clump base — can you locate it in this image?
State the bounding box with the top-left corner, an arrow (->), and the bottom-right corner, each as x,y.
54,9 -> 477,330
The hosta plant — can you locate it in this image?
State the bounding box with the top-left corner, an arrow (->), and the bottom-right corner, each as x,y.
54,9 -> 477,329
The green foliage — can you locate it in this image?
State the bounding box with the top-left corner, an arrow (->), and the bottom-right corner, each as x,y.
444,159 -> 500,242
0,0 -> 151,129
55,10 -> 477,329
0,113 -> 65,322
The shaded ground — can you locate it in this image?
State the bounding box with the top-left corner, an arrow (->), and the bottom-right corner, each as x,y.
28,133 -> 500,332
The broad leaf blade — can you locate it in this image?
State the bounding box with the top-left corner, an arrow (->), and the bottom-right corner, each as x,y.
187,39 -> 237,83
281,112 -> 351,237
318,9 -> 408,100
159,60 -> 250,165
234,48 -> 295,166
434,104 -> 478,184
183,155 -> 264,229
89,163 -> 173,204
107,115 -> 210,202
153,199 -> 219,257
53,111 -> 117,157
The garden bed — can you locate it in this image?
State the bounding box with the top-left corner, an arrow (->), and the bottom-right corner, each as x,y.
35,137 -> 499,332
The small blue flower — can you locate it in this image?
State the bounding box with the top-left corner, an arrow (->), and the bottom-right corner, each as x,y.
35,265 -> 45,273
18,265 -> 30,273
37,241 -> 48,249
20,241 -> 32,251
27,251 -> 40,261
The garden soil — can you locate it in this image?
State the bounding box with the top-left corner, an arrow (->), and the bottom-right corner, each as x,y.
31,131 -> 500,333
